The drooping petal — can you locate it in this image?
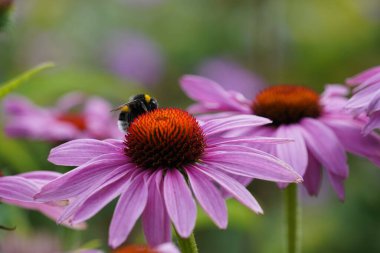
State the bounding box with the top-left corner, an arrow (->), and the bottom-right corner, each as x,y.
36,154 -> 127,201
193,164 -> 263,214
48,139 -> 122,166
327,172 -> 345,201
109,174 -> 148,248
204,146 -> 302,183
142,170 -> 171,247
186,167 -> 227,229
302,151 -> 322,196
300,118 -> 348,178
275,125 -> 308,176
163,169 -> 196,238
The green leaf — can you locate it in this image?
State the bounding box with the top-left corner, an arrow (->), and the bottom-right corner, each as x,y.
0,62 -> 55,99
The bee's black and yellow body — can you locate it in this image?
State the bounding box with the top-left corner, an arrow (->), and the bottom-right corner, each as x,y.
115,94 -> 158,133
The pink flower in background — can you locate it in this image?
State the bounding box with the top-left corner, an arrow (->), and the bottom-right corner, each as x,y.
36,108 -> 301,248
345,66 -> 380,134
0,171 -> 85,229
197,57 -> 266,98
104,32 -> 165,87
3,93 -> 122,141
181,75 -> 380,200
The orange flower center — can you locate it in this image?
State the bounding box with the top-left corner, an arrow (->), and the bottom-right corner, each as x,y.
113,245 -> 156,253
125,108 -> 205,170
252,85 -> 321,126
57,114 -> 87,131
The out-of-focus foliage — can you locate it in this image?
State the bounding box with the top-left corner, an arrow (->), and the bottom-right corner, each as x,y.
1,0 -> 380,252
0,62 -> 54,99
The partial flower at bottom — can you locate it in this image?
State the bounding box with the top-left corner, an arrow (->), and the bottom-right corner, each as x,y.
36,108 -> 301,248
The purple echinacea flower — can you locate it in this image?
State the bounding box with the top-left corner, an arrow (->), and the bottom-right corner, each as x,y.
3,93 -> 122,141
345,66 -> 380,134
36,108 -> 301,248
0,171 -> 85,229
180,75 -> 380,200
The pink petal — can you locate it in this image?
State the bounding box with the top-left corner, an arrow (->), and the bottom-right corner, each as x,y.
302,151 -> 322,196
163,169 -> 196,238
327,173 -> 345,201
367,90 -> 380,114
207,136 -> 293,146
275,125 -> 308,176
49,139 -> 122,166
346,66 -> 380,86
57,164 -> 132,224
142,170 -> 171,247
364,111 -> 380,135
72,168 -> 132,224
109,174 -> 148,248
20,171 -> 62,181
84,97 -> 116,137
186,167 -> 227,229
0,176 -> 38,201
193,164 -> 263,214
345,84 -> 380,113
204,146 -> 302,183
36,154 -> 127,201
202,114 -> 271,136
321,115 -> 380,166
300,118 -> 348,178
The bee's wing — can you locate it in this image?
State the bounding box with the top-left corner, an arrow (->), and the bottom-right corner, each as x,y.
111,104 -> 127,112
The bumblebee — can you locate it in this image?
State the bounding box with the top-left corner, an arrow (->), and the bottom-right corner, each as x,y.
113,94 -> 158,133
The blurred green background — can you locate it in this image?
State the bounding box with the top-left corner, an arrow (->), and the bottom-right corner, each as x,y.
1,0 -> 380,252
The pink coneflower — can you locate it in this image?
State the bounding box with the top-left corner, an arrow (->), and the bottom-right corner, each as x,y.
181,75 -> 380,200
36,108 -> 301,248
345,66 -> 380,134
0,171 -> 84,229
3,93 -> 122,141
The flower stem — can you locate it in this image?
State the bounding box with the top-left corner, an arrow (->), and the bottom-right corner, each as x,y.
174,228 -> 198,253
284,184 -> 301,253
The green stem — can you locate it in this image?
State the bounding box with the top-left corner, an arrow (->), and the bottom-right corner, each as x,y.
174,228 -> 199,253
284,184 -> 301,253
